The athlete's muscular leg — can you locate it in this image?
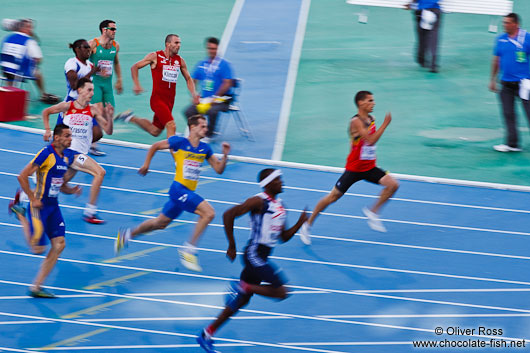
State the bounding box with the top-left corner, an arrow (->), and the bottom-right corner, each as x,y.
371,174 -> 399,214
307,187 -> 344,226
32,236 -> 65,290
129,116 -> 163,136
131,213 -> 173,237
71,155 -> 106,206
188,200 -> 215,246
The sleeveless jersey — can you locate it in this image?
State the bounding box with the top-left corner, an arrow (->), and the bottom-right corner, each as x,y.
62,101 -> 94,154
151,50 -> 182,99
345,115 -> 377,172
90,38 -> 117,82
245,192 -> 287,267
30,145 -> 74,206
168,135 -> 213,191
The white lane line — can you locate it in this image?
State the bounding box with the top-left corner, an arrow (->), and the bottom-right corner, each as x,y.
1,222 -> 530,287
0,320 -> 52,325
0,294 -> 103,300
0,311 -> 348,353
0,147 -> 528,213
80,316 -> 288,322
272,0 -> 311,160
2,249 -> 530,315
31,344 -> 252,350
218,0 -> 246,56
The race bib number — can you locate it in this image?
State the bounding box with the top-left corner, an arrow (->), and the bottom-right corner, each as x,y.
97,60 -> 113,76
162,65 -> 179,83
49,177 -> 63,197
75,154 -> 88,166
183,159 -> 201,181
360,145 -> 376,160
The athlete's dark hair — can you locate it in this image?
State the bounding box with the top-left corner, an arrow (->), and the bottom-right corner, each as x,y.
77,77 -> 92,89
165,34 -> 180,44
53,123 -> 70,137
68,39 -> 87,54
206,37 -> 219,46
188,114 -> 206,127
258,168 -> 276,182
354,90 -> 373,107
505,13 -> 520,24
99,20 -> 116,33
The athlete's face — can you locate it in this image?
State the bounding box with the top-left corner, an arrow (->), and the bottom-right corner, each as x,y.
206,43 -> 218,60
358,94 -> 375,113
168,37 -> 181,55
76,41 -> 92,60
78,82 -> 94,102
103,22 -> 117,40
190,118 -> 208,138
269,177 -> 283,194
55,129 -> 72,148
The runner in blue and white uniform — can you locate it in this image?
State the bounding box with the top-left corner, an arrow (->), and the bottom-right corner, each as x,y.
196,168 -> 308,353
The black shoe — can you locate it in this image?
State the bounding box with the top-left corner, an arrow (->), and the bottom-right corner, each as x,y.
28,288 -> 56,298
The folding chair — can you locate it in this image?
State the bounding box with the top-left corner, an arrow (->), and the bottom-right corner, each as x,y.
219,78 -> 254,141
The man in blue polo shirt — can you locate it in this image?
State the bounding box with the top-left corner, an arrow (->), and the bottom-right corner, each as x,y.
490,13 -> 530,152
184,37 -> 234,139
406,0 -> 441,73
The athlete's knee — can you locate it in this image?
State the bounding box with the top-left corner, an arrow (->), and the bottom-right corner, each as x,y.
149,127 -> 163,137
52,237 -> 66,253
155,216 -> 172,230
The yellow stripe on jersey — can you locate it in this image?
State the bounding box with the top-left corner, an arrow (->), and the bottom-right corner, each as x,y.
34,153 -> 56,201
172,149 -> 209,191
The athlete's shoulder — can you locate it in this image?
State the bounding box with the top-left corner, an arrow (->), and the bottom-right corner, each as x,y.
168,135 -> 186,150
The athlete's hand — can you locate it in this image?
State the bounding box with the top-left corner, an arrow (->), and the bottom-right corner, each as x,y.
298,208 -> 308,224
98,64 -> 111,78
104,103 -> 114,120
138,165 -> 149,176
133,84 -> 144,95
384,112 -> 392,125
226,245 -> 237,262
43,129 -> 52,142
72,185 -> 82,197
31,199 -> 43,209
115,79 -> 123,94
221,142 -> 231,155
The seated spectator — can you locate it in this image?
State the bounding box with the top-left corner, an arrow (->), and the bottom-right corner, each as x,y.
184,37 -> 234,139
1,19 -> 59,103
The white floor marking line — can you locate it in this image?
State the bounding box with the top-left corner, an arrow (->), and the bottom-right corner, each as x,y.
272,0 -> 311,160
2,249 -> 530,315
218,0 -> 245,55
1,148 -> 528,214
32,343 -> 252,350
2,221 -> 530,288
0,311 -> 348,353
0,348 -> 45,353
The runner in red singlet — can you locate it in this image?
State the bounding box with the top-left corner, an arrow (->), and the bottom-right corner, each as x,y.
299,91 -> 399,244
115,34 -> 199,138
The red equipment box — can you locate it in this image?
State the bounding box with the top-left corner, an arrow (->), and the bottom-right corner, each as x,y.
0,86 -> 27,122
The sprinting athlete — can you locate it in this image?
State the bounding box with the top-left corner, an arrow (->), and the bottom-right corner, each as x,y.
43,77 -> 113,224
197,168 -> 307,353
115,34 -> 199,137
115,114 -> 229,272
88,19 -> 123,156
300,91 -> 399,244
8,123 -> 81,298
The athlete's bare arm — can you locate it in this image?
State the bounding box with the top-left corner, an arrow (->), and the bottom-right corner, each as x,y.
351,113 -> 392,146
180,58 -> 200,104
207,142 -> 230,174
138,139 -> 170,175
114,42 -> 123,94
18,163 -> 41,208
280,210 -> 308,242
131,52 -> 157,95
42,102 -> 71,141
91,103 -> 114,135
223,196 -> 264,261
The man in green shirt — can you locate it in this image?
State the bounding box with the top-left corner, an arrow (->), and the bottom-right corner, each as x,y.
88,19 -> 122,156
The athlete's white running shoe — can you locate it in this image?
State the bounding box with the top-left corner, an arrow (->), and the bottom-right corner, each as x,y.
299,222 -> 312,245
363,207 -> 386,232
